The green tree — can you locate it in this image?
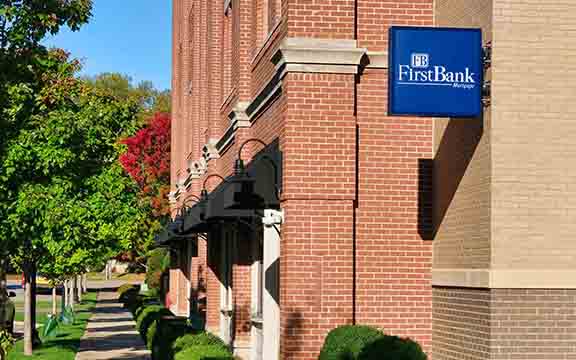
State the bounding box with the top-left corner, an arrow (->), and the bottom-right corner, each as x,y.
84,72 -> 171,123
0,50 -> 145,355
1,3 -> 93,354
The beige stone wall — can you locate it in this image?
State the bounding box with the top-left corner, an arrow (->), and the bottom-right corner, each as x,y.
433,0 -> 493,270
491,1 -> 576,270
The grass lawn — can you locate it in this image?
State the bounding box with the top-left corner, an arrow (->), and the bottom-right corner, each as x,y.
7,291 -> 97,360
14,299 -> 61,323
86,272 -> 145,282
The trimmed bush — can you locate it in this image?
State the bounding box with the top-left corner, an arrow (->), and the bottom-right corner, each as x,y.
117,283 -> 138,296
172,332 -> 228,355
174,345 -> 233,360
318,325 -> 427,360
319,325 -> 385,360
136,305 -> 172,340
357,336 -> 427,360
149,316 -> 191,360
118,284 -> 140,305
147,320 -> 158,349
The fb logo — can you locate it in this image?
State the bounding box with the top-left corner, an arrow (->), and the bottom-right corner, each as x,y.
411,53 -> 429,68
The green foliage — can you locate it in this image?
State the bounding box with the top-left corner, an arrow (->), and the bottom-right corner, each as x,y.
0,48 -> 147,283
357,337 -> 427,360
7,292 -> 97,360
174,346 -> 233,360
146,320 -> 158,350
172,332 -> 229,355
84,73 -> 171,120
135,305 -> 172,341
318,325 -> 427,360
117,284 -> 139,297
0,329 -> 14,357
0,1 -> 92,52
146,248 -> 170,292
149,317 -> 190,360
319,325 -> 385,360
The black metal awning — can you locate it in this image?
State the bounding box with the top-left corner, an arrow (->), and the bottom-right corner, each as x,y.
154,149 -> 281,247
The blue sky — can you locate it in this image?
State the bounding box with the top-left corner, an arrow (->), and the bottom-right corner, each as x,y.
44,1 -> 172,91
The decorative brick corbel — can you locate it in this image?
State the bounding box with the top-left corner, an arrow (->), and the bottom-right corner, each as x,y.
202,139 -> 220,162
216,101 -> 250,155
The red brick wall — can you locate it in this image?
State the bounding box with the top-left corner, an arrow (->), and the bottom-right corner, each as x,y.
356,68 -> 433,349
206,231 -> 222,333
281,200 -> 355,359
358,0 -> 433,50
287,0 -> 355,39
172,0 -> 435,358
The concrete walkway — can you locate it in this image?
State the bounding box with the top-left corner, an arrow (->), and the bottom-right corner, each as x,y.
75,290 -> 150,360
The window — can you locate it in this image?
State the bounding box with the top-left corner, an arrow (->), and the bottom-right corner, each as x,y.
222,1 -> 233,100
255,0 -> 282,50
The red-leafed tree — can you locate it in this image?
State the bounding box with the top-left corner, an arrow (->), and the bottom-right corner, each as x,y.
120,112 -> 171,218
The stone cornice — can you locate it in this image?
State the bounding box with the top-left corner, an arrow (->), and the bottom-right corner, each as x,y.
366,51 -> 388,69
273,37 -> 368,76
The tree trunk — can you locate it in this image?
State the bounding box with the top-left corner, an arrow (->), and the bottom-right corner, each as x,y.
0,258 -> 6,335
76,275 -> 82,303
52,287 -> 57,315
69,278 -> 74,311
0,347 -> 5,360
72,276 -> 78,304
61,281 -> 66,314
82,273 -> 87,293
31,265 -> 37,332
63,280 -> 69,308
23,264 -> 33,355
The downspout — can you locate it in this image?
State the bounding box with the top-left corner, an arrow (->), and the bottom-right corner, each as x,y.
352,0 -> 359,326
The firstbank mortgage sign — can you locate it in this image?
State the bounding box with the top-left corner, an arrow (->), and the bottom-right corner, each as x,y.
388,27 -> 483,118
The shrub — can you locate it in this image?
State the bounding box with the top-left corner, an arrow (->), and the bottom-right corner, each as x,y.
125,293 -> 161,315
136,305 -> 172,340
149,317 -> 191,360
357,337 -> 427,360
319,325 -> 427,360
174,345 -> 233,360
118,284 -> 140,304
146,248 -> 170,292
172,332 -> 228,355
147,320 -> 158,349
319,325 -> 384,360
117,283 -> 138,296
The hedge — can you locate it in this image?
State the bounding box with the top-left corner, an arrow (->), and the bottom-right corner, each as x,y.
174,345 -> 233,360
318,325 -> 427,360
146,320 -> 158,350
319,325 -> 384,360
149,316 -> 191,360
172,332 -> 229,355
357,336 -> 427,360
136,305 -> 172,340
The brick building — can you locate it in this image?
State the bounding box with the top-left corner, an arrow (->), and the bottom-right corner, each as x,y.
159,0 -> 576,359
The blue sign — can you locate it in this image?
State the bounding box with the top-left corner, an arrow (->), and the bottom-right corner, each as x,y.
388,26 -> 483,118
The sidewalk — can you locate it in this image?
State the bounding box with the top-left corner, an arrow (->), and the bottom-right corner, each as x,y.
75,290 -> 150,360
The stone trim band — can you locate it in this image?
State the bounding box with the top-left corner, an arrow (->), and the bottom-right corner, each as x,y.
433,268 -> 576,289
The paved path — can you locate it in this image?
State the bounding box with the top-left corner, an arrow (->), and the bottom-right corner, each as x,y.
75,290 -> 150,360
